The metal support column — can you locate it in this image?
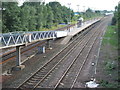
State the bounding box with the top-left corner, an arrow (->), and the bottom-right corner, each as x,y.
46,40 -> 50,48
16,46 -> 21,66
46,40 -> 52,50
12,46 -> 25,71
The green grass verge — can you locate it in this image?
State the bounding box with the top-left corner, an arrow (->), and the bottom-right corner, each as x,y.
102,25 -> 118,47
100,25 -> 119,88
100,80 -> 118,88
38,21 -> 77,31
38,16 -> 103,32
38,24 -> 67,31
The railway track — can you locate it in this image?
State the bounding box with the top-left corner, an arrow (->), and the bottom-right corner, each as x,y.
0,20 -> 95,65
35,19 -> 103,89
0,23 -> 77,65
54,18 -> 107,89
0,41 -> 46,64
71,16 -> 112,88
16,20 -> 101,89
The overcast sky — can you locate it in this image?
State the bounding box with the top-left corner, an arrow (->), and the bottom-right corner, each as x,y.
45,0 -> 119,11
15,0 -> 120,11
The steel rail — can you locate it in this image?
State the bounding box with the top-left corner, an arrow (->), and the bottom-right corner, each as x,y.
1,19 -> 100,65
0,41 -> 46,64
53,19 -> 104,89
33,21 -> 100,89
0,23 -> 77,64
70,19 -> 108,89
17,21 -> 99,89
32,27 -> 96,89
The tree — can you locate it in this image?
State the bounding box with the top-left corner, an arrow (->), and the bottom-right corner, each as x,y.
36,3 -> 43,30
46,4 -> 54,28
2,2 -> 21,33
48,2 -> 63,25
85,8 -> 94,18
2,1 -> 75,33
117,3 -> 120,31
111,4 -> 120,26
48,1 -> 74,25
28,6 -> 36,31
20,5 -> 30,31
42,4 -> 48,27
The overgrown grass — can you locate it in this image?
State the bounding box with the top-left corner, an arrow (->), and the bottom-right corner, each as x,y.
83,15 -> 103,21
104,60 -> 116,71
38,16 -> 102,32
38,21 -> 77,31
100,25 -> 119,88
100,80 -> 118,88
39,24 -> 67,31
102,25 -> 118,47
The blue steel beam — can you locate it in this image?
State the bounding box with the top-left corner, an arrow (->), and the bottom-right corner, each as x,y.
0,31 -> 65,49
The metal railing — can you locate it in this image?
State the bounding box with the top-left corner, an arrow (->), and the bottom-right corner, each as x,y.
0,31 -> 59,49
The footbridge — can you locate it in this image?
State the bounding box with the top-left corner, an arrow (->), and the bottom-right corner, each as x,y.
0,30 -> 67,70
1,18 -> 101,70
0,31 -> 67,49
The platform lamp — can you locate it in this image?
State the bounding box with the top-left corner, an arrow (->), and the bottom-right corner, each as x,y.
68,3 -> 71,24
83,6 -> 86,12
77,5 -> 80,12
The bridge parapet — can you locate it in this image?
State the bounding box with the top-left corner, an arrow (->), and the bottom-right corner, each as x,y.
0,31 -> 67,49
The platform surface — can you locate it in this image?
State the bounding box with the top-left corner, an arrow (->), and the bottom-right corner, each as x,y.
60,19 -> 100,44
68,19 -> 100,36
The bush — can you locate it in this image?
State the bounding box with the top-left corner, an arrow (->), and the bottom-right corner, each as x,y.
100,80 -> 118,88
105,61 -> 116,70
111,17 -> 117,25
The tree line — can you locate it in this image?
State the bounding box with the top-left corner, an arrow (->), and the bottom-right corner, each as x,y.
2,1 -> 74,33
112,3 -> 120,27
111,2 -> 120,50
2,1 -> 102,33
112,2 -> 120,37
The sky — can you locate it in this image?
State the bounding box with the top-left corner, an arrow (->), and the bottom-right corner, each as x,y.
45,0 -> 119,12
13,0 -> 120,11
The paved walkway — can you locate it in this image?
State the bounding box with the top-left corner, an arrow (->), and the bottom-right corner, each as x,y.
61,19 -> 101,44
68,19 -> 100,36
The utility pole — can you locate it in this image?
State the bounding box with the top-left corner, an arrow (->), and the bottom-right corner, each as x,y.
77,5 -> 80,12
68,3 -> 71,24
83,6 -> 86,12
68,3 -> 71,9
41,0 -> 45,4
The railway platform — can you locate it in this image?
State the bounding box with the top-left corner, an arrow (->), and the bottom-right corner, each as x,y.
2,16 -> 112,89
61,19 -> 101,44
1,18 -> 101,71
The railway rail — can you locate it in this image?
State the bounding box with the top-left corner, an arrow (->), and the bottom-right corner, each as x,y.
0,41 -> 46,64
54,19 -> 107,89
1,19 -> 97,65
16,20 -> 101,89
0,23 -> 77,65
35,19 -> 103,89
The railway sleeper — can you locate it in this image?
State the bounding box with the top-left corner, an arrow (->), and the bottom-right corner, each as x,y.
24,85 -> 35,88
26,83 -> 38,87
28,80 -> 38,83
22,84 -> 33,88
26,82 -> 35,85
34,77 -> 43,80
31,78 -> 42,81
40,72 -> 48,75
32,77 -> 43,80
35,73 -> 45,76
39,70 -> 48,73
